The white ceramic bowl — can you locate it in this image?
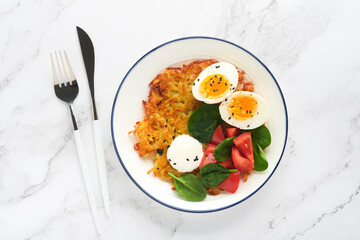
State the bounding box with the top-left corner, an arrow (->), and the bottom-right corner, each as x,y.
111,37 -> 288,213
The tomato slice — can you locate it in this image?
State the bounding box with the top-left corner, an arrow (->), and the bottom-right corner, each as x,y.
219,159 -> 235,169
212,125 -> 225,145
218,172 -> 240,193
199,152 -> 217,169
233,132 -> 254,163
204,144 -> 217,154
232,146 -> 254,173
225,128 -> 240,138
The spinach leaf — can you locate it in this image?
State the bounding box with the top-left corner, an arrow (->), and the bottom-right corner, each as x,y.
252,142 -> 268,171
200,163 -> 237,187
168,173 -> 207,202
188,104 -> 222,143
214,137 -> 235,162
248,125 -> 271,149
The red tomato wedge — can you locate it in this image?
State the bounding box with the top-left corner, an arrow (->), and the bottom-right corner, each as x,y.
199,152 -> 217,169
218,172 -> 240,193
232,146 -> 254,173
204,144 -> 217,154
233,132 -> 254,162
225,128 -> 240,138
212,125 -> 225,145
220,159 -> 235,169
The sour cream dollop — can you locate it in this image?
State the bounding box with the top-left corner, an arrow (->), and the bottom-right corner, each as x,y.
166,135 -> 204,172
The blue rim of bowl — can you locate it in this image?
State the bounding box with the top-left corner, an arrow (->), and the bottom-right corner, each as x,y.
111,36 -> 288,213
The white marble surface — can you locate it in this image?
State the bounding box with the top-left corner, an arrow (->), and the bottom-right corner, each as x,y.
1,0 -> 360,239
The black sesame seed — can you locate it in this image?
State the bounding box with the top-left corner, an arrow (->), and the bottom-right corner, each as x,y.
228,117 -> 231,120
220,77 -> 222,81
186,158 -> 189,161
246,111 -> 248,113
163,140 -> 167,142
197,79 -> 200,82
232,113 -> 234,116
247,125 -> 250,128
174,129 -> 176,133
166,119 -> 168,122
225,83 -> 227,86
167,145 -> 170,148
215,75 -> 217,78
225,99 -> 227,102
165,124 -> 168,127
206,155 -> 208,157
212,80 -> 215,83
193,83 -> 195,86
210,84 -> 213,86
157,149 -> 163,156
213,90 -> 216,92
187,78 -> 190,81
148,134 -> 150,136
173,163 -> 176,165
152,137 -> 155,140
249,111 -> 252,113
168,159 -> 171,162
172,136 -> 175,139
218,82 -> 220,84
215,65 -> 220,68
156,168 -> 159,170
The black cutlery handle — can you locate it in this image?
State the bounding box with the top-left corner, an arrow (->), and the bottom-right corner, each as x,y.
69,104 -> 78,130
91,95 -> 98,120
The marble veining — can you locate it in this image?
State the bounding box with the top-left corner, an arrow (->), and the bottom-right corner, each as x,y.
1,0 -> 360,239
290,184 -> 360,240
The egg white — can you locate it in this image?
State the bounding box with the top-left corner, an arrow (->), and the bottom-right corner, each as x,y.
192,62 -> 239,104
219,91 -> 269,130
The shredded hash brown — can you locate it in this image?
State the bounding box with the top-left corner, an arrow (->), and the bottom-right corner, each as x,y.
130,59 -> 252,186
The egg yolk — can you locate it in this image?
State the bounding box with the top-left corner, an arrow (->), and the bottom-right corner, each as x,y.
199,74 -> 230,99
228,95 -> 258,120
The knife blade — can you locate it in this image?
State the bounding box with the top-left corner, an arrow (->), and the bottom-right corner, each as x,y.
76,26 -> 98,120
76,26 -> 110,216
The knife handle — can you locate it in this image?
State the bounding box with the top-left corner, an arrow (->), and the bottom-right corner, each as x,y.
93,119 -> 110,216
73,130 -> 102,234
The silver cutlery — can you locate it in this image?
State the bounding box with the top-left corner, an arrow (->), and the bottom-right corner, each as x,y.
50,51 -> 102,235
76,26 -> 110,216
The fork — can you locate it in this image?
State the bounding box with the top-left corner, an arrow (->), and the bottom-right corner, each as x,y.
50,51 -> 101,235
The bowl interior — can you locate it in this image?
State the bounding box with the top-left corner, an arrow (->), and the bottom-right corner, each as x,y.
111,37 -> 287,212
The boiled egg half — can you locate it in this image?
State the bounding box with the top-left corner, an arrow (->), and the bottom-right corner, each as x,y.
192,62 -> 239,104
219,91 -> 269,130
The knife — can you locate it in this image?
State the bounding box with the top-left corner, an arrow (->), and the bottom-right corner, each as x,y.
76,26 -> 110,216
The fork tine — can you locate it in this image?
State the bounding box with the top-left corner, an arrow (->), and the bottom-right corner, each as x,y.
63,50 -> 76,82
50,53 -> 59,85
55,52 -> 65,86
59,51 -> 70,85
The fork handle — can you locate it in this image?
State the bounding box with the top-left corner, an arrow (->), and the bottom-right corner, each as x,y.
93,120 -> 110,216
74,130 -> 102,235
